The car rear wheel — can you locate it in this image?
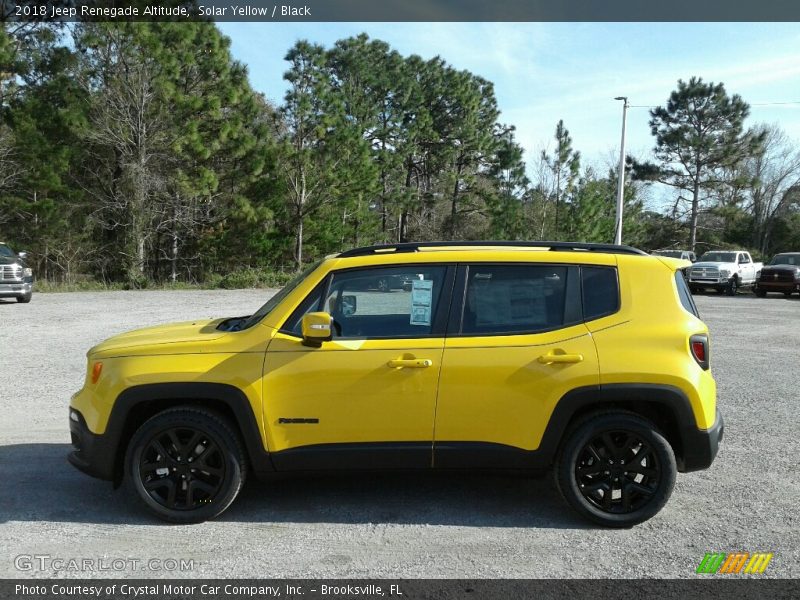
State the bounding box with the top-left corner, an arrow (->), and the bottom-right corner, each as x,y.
125,408 -> 247,523
555,412 -> 676,527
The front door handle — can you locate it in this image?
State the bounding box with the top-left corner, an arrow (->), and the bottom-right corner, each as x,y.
537,352 -> 584,365
387,358 -> 433,369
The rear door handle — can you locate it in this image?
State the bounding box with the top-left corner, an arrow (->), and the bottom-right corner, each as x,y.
537,352 -> 584,365
387,358 -> 433,368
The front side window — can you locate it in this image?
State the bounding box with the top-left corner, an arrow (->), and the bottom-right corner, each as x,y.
323,266 -> 447,339
461,265 -> 571,335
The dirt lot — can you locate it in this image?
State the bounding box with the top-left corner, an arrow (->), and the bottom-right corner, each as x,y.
1,289 -> 798,578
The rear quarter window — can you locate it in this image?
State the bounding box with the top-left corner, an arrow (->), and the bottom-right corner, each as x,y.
581,266 -> 620,321
675,271 -> 700,317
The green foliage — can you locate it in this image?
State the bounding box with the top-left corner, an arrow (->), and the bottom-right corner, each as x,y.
2,24 -> 795,290
632,76 -> 766,250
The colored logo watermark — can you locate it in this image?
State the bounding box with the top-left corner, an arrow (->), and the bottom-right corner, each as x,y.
696,552 -> 773,574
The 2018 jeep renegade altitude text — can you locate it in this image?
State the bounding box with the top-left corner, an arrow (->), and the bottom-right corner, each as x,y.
68,241 -> 723,527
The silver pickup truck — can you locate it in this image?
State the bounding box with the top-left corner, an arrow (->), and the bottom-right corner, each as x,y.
0,242 -> 34,303
688,250 -> 762,296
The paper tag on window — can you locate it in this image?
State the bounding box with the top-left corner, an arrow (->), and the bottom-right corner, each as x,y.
410,279 -> 433,326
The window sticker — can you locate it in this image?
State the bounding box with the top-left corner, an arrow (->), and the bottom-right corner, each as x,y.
474,279 -> 546,326
410,279 -> 433,326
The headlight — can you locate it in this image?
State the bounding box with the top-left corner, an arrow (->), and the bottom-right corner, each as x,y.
718,269 -> 730,278
22,268 -> 32,277
794,270 -> 800,280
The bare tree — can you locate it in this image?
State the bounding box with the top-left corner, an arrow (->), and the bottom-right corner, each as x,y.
79,28 -> 169,282
741,125 -> 800,255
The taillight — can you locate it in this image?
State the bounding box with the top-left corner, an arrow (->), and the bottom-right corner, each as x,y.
689,334 -> 709,370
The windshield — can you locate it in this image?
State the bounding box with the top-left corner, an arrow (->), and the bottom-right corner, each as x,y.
699,252 -> 737,263
770,254 -> 800,266
653,250 -> 682,258
0,244 -> 15,257
239,260 -> 323,330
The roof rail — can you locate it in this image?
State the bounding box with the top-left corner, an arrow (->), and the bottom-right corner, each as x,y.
338,241 -> 648,258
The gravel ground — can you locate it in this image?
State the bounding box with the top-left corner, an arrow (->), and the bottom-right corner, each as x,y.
0,289 -> 798,579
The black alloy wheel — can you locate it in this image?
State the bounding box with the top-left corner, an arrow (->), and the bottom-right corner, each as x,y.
126,408 -> 246,523
138,426 -> 226,511
555,412 -> 676,527
574,431 -> 661,514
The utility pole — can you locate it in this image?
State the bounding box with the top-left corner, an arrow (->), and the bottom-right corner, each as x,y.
613,96 -> 629,245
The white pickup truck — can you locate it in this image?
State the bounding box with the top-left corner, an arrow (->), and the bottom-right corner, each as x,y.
688,250 -> 763,296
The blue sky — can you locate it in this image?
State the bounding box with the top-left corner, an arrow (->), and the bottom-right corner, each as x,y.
218,22 -> 800,207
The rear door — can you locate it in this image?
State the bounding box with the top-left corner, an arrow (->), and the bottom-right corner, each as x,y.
433,262 -> 601,468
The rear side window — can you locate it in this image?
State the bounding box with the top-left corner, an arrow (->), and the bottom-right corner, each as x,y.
675,271 -> 700,317
581,266 -> 619,321
461,265 -> 576,335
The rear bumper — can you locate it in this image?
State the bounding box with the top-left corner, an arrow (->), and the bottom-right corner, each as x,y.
68,408 -> 116,481
678,408 -> 724,472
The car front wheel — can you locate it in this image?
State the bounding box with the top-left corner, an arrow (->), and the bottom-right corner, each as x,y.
725,277 -> 739,296
125,408 -> 247,523
555,412 -> 676,527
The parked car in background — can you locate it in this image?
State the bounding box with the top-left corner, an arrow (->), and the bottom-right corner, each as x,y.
651,249 -> 697,262
688,250 -> 762,296
0,242 -> 33,303
753,252 -> 800,297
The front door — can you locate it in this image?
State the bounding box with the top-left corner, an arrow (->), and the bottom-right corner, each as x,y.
263,264 -> 454,470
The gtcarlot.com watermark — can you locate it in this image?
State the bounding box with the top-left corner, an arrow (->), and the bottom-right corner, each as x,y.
14,554 -> 194,573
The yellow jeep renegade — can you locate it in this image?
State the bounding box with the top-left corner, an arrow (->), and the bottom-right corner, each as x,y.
68,241 -> 722,527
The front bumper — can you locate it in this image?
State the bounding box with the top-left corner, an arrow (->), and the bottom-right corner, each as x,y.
754,281 -> 800,293
678,408 -> 724,472
0,281 -> 32,298
68,407 -> 117,481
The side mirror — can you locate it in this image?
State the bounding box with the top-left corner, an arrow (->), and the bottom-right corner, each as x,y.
17,251 -> 28,260
341,294 -> 357,316
301,312 -> 333,347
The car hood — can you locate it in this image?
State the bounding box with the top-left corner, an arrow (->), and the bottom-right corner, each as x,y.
761,264 -> 800,273
89,319 -> 226,357
691,261 -> 736,269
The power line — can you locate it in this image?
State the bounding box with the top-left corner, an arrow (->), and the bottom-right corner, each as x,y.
628,101 -> 800,109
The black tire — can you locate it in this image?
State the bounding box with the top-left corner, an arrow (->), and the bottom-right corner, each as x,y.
125,407 -> 247,523
725,277 -> 738,296
689,286 -> 700,295
16,292 -> 32,303
783,292 -> 793,298
755,288 -> 767,298
554,411 -> 676,528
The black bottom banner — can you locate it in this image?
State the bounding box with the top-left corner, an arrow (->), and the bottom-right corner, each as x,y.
2,579 -> 797,600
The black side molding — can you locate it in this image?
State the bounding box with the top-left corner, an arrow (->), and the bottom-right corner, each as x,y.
435,384 -> 722,473
69,382 -> 274,484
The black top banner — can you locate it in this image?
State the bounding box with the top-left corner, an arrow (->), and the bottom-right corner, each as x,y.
3,0 -> 800,22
